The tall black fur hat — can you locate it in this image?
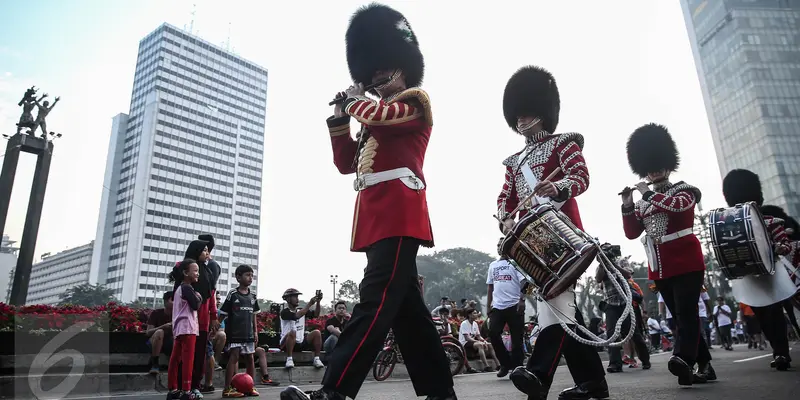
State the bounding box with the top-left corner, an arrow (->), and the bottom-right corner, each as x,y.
626,123 -> 680,178
503,66 -> 560,134
722,169 -> 763,207
345,3 -> 424,90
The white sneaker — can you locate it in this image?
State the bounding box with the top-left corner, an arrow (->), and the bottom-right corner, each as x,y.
285,357 -> 295,368
313,357 -> 324,369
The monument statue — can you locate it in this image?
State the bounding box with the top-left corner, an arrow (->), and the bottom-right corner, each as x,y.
30,95 -> 60,137
16,86 -> 45,134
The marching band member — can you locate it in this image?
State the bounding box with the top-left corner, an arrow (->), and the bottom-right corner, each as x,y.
721,169 -> 794,370
281,4 -> 455,400
620,123 -> 714,386
498,66 -> 607,400
760,204 -> 800,337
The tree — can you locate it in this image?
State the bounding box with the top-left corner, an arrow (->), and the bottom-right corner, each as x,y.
336,279 -> 360,310
58,284 -> 116,307
416,247 -> 496,312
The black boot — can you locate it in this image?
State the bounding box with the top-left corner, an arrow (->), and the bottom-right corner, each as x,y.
557,379 -> 609,400
697,362 -> 716,381
667,356 -> 694,386
774,356 -> 790,371
425,390 -> 458,400
497,365 -> 510,378
510,366 -> 549,400
280,386 -> 346,400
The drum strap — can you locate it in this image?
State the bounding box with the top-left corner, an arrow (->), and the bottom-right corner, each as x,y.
520,163 -> 566,210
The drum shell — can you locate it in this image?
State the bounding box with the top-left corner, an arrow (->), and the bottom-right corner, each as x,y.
709,202 -> 774,280
499,204 -> 597,300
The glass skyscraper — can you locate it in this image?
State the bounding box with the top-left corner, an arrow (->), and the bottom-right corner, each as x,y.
681,0 -> 800,216
90,23 -> 268,304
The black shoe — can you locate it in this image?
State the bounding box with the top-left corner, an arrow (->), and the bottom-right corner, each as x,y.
606,364 -> 623,373
700,363 -> 716,381
642,361 -> 651,370
279,386 -> 345,400
425,390 -> 458,400
558,379 -> 609,400
510,366 -> 548,400
497,366 -> 510,378
774,356 -> 790,371
667,356 -> 693,386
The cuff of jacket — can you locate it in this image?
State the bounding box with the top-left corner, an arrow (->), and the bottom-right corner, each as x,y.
327,115 -> 350,137
621,204 -> 635,216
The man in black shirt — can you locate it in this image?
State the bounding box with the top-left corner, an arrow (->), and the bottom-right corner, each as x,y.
280,288 -> 325,369
324,301 -> 349,354
219,265 -> 261,397
145,291 -> 174,374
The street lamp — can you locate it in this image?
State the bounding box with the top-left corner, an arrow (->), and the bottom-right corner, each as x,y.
330,274 -> 338,302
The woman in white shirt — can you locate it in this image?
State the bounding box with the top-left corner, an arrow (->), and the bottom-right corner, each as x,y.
459,308 -> 499,372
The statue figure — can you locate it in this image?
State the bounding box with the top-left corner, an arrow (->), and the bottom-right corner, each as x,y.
30,95 -> 60,137
16,87 -> 46,134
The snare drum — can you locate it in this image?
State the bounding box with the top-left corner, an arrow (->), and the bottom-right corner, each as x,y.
709,202 -> 775,279
499,203 -> 598,300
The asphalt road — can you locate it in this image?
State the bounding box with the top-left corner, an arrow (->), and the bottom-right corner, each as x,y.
66,344 -> 800,399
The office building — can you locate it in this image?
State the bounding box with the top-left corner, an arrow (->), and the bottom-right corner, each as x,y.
90,23 -> 268,304
681,0 -> 800,216
25,242 -> 93,306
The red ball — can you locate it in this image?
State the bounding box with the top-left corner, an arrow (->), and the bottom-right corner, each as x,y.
231,372 -> 254,394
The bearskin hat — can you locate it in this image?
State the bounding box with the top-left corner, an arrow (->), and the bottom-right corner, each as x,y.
722,169 -> 763,207
626,123 -> 680,178
761,205 -> 800,240
345,3 -> 424,92
503,66 -> 560,134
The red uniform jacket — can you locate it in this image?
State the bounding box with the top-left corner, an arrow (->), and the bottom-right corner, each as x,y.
327,88 -> 434,252
621,181 -> 705,281
497,133 -> 590,230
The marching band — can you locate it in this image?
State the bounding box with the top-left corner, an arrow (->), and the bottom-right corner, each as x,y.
283,2 -> 800,399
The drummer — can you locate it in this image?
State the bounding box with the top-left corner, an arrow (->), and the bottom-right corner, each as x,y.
497,65 -> 607,400
721,169 -> 793,371
620,123 -> 714,386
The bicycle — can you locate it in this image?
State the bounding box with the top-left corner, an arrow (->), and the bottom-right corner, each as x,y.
372,330 -> 466,381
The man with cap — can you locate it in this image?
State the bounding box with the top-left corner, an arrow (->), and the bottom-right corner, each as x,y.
496,65 -> 607,400
281,3 -> 453,400
620,123 -> 713,386
721,169 -> 794,370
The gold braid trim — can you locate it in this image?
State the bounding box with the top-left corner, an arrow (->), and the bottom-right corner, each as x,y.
329,124 -> 350,137
357,136 -> 378,174
389,87 -> 433,127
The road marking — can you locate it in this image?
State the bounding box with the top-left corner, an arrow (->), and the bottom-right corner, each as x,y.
733,347 -> 792,363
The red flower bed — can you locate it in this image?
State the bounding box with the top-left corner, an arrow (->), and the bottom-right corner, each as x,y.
255,311 -> 334,334
0,302 -> 147,333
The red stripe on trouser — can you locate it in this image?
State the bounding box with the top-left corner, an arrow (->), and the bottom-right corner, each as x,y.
548,331 -> 567,376
168,334 -> 197,391
336,238 -> 404,388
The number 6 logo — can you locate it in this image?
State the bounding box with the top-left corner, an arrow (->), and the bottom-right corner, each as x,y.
27,321 -> 94,398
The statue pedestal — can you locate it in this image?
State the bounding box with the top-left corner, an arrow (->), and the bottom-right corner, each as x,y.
0,133 -> 54,305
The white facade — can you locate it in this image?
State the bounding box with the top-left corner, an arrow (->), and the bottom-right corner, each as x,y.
1,235 -> 18,303
26,242 -> 94,306
90,23 -> 267,304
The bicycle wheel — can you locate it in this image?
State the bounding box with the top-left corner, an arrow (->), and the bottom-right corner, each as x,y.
442,341 -> 465,376
372,349 -> 397,381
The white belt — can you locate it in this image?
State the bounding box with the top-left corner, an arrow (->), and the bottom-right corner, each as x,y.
353,167 -> 425,192
654,228 -> 694,245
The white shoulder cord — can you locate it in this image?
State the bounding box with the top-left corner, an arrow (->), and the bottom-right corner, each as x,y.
535,249 -> 636,347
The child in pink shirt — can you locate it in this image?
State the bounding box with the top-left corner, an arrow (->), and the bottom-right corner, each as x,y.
167,259 -> 202,399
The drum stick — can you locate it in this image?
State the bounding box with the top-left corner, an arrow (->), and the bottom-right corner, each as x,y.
506,167 -> 562,218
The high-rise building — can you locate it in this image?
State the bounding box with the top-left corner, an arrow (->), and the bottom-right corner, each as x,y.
1,234 -> 18,303
681,0 -> 800,216
25,242 -> 93,306
90,23 -> 268,304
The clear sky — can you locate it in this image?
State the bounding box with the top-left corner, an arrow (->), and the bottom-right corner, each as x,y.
0,0 -> 725,302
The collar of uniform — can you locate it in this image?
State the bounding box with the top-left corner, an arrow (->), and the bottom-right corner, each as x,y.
524,130 -> 551,145
653,180 -> 673,193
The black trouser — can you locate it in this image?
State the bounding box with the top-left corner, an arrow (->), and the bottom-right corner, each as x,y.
655,271 -> 711,367
650,333 -> 661,349
604,304 -> 649,367
717,324 -> 733,348
489,306 -> 525,369
752,303 -> 790,358
526,308 -> 604,388
321,237 -> 452,398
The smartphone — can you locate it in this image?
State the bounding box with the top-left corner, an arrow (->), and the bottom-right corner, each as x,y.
315,289 -> 323,298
